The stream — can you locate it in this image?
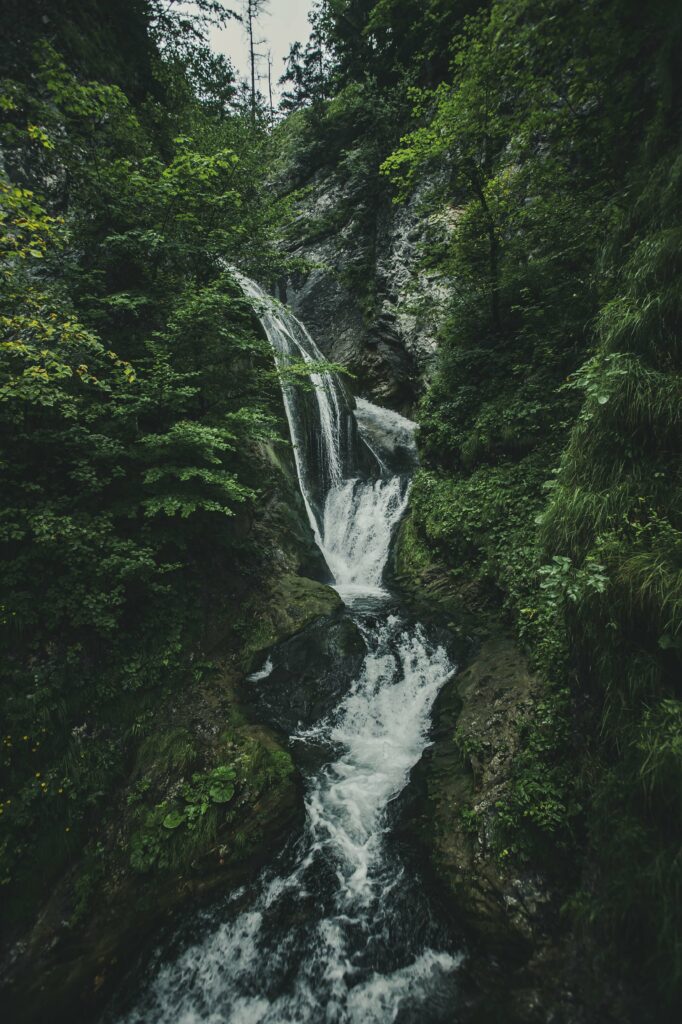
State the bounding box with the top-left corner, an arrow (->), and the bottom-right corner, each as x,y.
107,278 -> 468,1023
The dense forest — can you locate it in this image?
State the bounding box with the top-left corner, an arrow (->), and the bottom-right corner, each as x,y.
1,1 -> 680,1022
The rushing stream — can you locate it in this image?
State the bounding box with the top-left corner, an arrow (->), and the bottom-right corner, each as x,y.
108,278 -> 466,1023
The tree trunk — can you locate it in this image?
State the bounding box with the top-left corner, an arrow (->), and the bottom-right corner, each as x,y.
470,164 -> 502,332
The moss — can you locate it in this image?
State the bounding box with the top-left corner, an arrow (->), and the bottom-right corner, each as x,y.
235,572 -> 342,672
126,744 -> 294,875
0,657 -> 302,1024
405,636 -> 558,952
133,727 -> 199,781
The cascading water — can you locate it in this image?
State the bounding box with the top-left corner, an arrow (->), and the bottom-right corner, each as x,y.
107,277 -> 466,1024
233,274 -> 415,596
234,272 -> 361,547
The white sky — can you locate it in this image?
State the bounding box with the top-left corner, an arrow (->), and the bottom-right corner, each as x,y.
208,1 -> 314,100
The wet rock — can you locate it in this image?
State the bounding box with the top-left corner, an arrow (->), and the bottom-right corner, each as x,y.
404,637 -> 553,950
399,633 -> 626,1023
228,573 -> 343,682
244,610 -> 366,734
255,438 -> 330,583
0,721 -> 302,1024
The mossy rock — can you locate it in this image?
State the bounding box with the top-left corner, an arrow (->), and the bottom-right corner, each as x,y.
391,514 -> 498,637
404,635 -> 553,954
245,612 -> 366,733
239,573 -> 342,671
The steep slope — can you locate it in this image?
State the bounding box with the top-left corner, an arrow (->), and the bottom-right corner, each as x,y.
275,1 -> 682,1019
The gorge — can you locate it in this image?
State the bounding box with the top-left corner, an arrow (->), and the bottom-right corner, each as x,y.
106,285 -> 464,1023
1,3 -> 680,1023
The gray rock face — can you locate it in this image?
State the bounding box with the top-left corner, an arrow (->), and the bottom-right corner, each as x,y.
244,611 -> 366,735
281,171 -> 453,412
409,636 -> 555,952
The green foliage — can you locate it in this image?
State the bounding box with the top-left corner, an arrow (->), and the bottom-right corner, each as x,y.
494,690 -> 577,862
129,764 -> 237,872
537,136 -> 682,998
380,0 -> 681,1006
1,0 -> 680,1015
454,726 -> 483,765
128,743 -> 293,873
458,805 -> 480,835
0,1 -> 297,913
134,728 -> 199,778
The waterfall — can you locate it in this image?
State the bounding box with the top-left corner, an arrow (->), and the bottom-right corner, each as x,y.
108,276 -> 463,1024
233,274 -> 414,596
322,477 -> 408,595
234,272 -> 360,547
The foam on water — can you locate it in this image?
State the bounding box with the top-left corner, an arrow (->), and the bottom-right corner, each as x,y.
247,656 -> 273,683
302,617 -> 454,902
354,397 -> 418,475
115,618 -> 460,1024
321,477 -> 410,596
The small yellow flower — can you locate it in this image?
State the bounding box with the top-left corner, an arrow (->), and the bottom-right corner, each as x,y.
35,772 -> 41,778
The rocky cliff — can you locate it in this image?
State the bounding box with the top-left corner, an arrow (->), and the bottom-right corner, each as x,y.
280,170 -> 453,411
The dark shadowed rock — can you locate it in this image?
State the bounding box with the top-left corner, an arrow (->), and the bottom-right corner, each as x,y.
243,610 -> 366,734
281,171 -> 453,413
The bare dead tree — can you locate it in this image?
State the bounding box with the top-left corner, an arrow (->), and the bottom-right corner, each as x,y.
244,0 -> 269,118
267,50 -> 274,121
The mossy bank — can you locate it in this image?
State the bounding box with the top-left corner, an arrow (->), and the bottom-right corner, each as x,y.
0,428 -> 339,1023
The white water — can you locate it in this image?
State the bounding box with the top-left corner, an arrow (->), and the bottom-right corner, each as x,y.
354,398 -> 418,476
118,619 -> 460,1024
302,617 -> 454,905
322,477 -> 410,598
247,657 -> 273,683
234,272 -> 347,548
322,398 -> 417,598
232,275 -> 415,599
110,277 -> 463,1024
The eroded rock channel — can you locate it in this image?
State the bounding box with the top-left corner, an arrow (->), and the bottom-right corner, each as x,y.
101,279 -> 480,1024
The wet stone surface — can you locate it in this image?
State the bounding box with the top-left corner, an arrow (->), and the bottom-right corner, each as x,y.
243,610 -> 367,734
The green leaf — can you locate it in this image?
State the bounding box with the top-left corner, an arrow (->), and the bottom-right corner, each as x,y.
162,810 -> 185,830
209,782 -> 235,804
208,765 -> 237,803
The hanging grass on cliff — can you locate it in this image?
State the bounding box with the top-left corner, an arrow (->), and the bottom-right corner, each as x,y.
374,0 -> 682,1009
